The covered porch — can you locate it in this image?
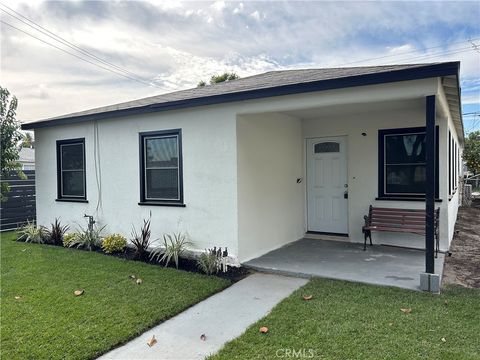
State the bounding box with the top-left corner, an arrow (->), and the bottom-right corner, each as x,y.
235,70 -> 461,292
244,238 -> 445,291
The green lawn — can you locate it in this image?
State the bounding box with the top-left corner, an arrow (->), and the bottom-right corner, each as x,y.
211,278 -> 480,360
0,231 -> 230,360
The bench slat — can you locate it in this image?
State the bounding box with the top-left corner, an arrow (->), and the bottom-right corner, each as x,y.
367,226 -> 426,234
370,217 -> 427,225
371,210 -> 427,217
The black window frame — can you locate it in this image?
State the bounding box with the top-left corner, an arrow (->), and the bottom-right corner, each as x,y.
378,126 -> 439,200
448,130 -> 452,196
56,138 -> 87,202
138,129 -> 185,207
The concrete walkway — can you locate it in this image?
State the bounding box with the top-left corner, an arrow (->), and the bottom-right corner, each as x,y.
98,273 -> 307,360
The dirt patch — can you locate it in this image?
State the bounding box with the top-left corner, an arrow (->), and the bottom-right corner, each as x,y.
442,198 -> 480,288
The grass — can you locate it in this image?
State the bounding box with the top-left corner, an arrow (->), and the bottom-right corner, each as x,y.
0,231 -> 230,360
210,278 -> 480,360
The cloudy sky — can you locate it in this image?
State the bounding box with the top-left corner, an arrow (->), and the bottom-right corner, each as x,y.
1,1 -> 479,132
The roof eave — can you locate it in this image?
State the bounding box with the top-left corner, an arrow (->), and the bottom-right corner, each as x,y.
22,62 -> 460,130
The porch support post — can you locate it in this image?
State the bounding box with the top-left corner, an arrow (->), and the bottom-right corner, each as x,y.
425,95 -> 436,274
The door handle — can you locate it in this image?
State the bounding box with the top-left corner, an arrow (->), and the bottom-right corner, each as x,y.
344,191 -> 348,199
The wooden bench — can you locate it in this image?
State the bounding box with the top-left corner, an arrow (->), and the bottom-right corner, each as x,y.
362,205 -> 440,257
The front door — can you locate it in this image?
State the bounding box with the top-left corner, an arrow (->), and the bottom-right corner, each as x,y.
307,136 -> 348,234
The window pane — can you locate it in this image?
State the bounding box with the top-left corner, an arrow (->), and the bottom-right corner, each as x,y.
385,165 -> 425,194
146,137 -> 178,168
61,144 -> 84,170
385,134 -> 425,164
62,170 -> 85,196
146,168 -> 178,199
314,142 -> 339,153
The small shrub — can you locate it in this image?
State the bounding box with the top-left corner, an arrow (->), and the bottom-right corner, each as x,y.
69,225 -> 105,251
197,252 -> 220,275
131,217 -> 156,260
45,218 -> 69,245
151,232 -> 192,269
63,233 -> 77,247
102,234 -> 127,254
17,220 -> 46,243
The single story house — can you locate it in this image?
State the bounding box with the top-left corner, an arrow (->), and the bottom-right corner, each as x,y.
22,62 -> 463,271
18,147 -> 35,170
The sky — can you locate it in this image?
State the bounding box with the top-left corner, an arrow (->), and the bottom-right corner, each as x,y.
1,1 -> 479,133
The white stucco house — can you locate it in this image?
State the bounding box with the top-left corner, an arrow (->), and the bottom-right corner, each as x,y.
18,147 -> 35,170
22,62 -> 464,269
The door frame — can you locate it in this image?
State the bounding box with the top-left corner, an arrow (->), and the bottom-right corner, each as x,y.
305,135 -> 349,235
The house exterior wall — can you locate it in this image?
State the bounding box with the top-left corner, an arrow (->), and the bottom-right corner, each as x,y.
236,113 -> 304,262
446,111 -> 462,245
34,106 -> 239,257
302,98 -> 453,250
33,76 -> 461,264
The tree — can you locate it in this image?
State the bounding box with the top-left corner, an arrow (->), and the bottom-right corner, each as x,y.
463,130 -> 480,175
1,86 -> 24,201
21,132 -> 34,148
197,72 -> 239,87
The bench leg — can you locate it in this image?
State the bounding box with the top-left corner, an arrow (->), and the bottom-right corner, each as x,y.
363,230 -> 371,251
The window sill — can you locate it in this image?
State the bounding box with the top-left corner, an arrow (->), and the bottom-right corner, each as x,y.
138,202 -> 186,207
56,198 -> 88,203
375,197 -> 442,202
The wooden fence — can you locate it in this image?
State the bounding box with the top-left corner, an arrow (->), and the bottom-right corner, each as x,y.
1,170 -> 36,231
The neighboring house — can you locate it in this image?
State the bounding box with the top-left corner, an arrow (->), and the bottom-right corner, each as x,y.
18,147 -> 35,170
22,62 -> 463,265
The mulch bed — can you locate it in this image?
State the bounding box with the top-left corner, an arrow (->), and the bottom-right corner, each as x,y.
442,198 -> 480,288
107,247 -> 251,282
17,239 -> 251,282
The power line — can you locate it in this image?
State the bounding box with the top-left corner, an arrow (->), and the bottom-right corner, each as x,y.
338,37 -> 480,66
0,3 -> 152,83
0,20 -> 157,87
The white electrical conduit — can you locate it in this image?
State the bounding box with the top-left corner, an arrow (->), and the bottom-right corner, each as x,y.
93,121 -> 102,213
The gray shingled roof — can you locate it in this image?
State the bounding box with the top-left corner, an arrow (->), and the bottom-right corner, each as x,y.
42,63 -> 439,121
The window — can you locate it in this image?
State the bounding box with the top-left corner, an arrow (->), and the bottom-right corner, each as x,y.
448,130 -> 452,196
314,142 -> 340,153
139,129 -> 184,205
56,138 -> 86,201
378,127 -> 439,198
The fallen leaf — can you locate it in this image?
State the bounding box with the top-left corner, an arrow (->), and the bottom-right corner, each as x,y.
147,335 -> 157,347
21,248 -> 27,252
259,326 -> 269,334
389,322 -> 393,326
441,337 -> 446,343
400,308 -> 412,314
74,289 -> 84,296
200,334 -> 206,341
129,275 -> 136,279
303,295 -> 313,301
136,278 -> 143,285
14,296 -> 21,300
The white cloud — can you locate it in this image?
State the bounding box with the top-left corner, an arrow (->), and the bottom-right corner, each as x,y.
1,0 -> 478,122
211,1 -> 226,12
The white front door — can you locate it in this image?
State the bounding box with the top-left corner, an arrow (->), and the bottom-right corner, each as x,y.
307,136 -> 348,234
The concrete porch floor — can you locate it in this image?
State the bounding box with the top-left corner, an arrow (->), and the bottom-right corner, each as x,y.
244,239 -> 445,291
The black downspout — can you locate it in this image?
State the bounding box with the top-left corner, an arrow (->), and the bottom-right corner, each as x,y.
425,95 -> 436,274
